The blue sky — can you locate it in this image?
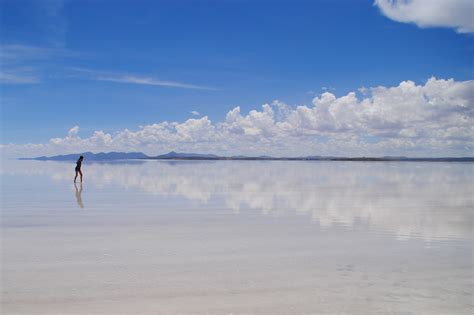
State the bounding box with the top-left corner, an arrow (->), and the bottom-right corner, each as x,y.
1,0 -> 473,156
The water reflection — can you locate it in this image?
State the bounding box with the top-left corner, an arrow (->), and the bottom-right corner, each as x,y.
74,182 -> 84,209
2,160 -> 473,241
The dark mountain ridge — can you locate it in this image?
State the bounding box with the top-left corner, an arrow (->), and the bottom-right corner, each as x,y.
20,151 -> 474,162
20,151 -> 148,161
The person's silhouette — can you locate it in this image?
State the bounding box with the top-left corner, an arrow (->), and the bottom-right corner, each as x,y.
74,182 -> 84,208
74,155 -> 84,183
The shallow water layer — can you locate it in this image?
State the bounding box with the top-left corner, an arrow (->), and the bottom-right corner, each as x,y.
1,160 -> 473,314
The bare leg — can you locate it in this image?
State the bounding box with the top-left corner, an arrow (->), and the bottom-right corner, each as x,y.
74,170 -> 78,183
79,169 -> 83,183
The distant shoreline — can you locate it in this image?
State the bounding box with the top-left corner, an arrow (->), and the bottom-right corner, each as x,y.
143,157 -> 474,162
18,151 -> 474,163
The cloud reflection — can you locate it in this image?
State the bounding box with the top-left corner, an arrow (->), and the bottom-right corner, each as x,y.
3,160 -> 473,241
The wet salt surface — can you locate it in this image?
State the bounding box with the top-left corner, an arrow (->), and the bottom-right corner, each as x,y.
1,160 -> 473,314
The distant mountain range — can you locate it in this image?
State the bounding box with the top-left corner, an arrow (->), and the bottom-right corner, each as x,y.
153,151 -> 219,159
19,151 -> 148,161
20,151 -> 474,162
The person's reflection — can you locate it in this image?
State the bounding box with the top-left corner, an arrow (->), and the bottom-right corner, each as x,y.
74,182 -> 84,209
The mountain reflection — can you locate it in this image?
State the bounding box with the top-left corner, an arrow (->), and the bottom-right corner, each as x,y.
3,160 -> 473,241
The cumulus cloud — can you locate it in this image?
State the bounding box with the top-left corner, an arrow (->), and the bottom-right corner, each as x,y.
67,125 -> 80,137
2,77 -> 473,158
375,0 -> 474,33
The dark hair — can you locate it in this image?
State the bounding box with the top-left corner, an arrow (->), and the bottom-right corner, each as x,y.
79,155 -> 84,159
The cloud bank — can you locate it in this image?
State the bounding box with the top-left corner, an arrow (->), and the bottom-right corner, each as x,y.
375,0 -> 474,33
2,77 -> 473,157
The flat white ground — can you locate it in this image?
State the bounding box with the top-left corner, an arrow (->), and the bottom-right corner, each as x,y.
1,161 -> 473,314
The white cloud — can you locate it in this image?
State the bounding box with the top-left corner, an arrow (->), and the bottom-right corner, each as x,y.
0,44 -> 80,84
69,67 -> 218,91
67,126 -> 80,137
0,68 -> 40,84
190,111 -> 200,116
375,0 -> 474,33
2,77 -> 473,158
41,0 -> 67,47
0,45 -> 47,84
321,86 -> 335,91
0,44 -> 52,62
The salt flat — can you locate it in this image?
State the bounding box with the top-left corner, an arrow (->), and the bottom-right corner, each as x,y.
1,160 -> 473,314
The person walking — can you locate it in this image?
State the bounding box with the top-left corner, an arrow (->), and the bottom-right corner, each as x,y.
74,155 -> 84,183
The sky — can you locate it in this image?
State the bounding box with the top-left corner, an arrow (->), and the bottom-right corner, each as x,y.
0,0 -> 473,157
